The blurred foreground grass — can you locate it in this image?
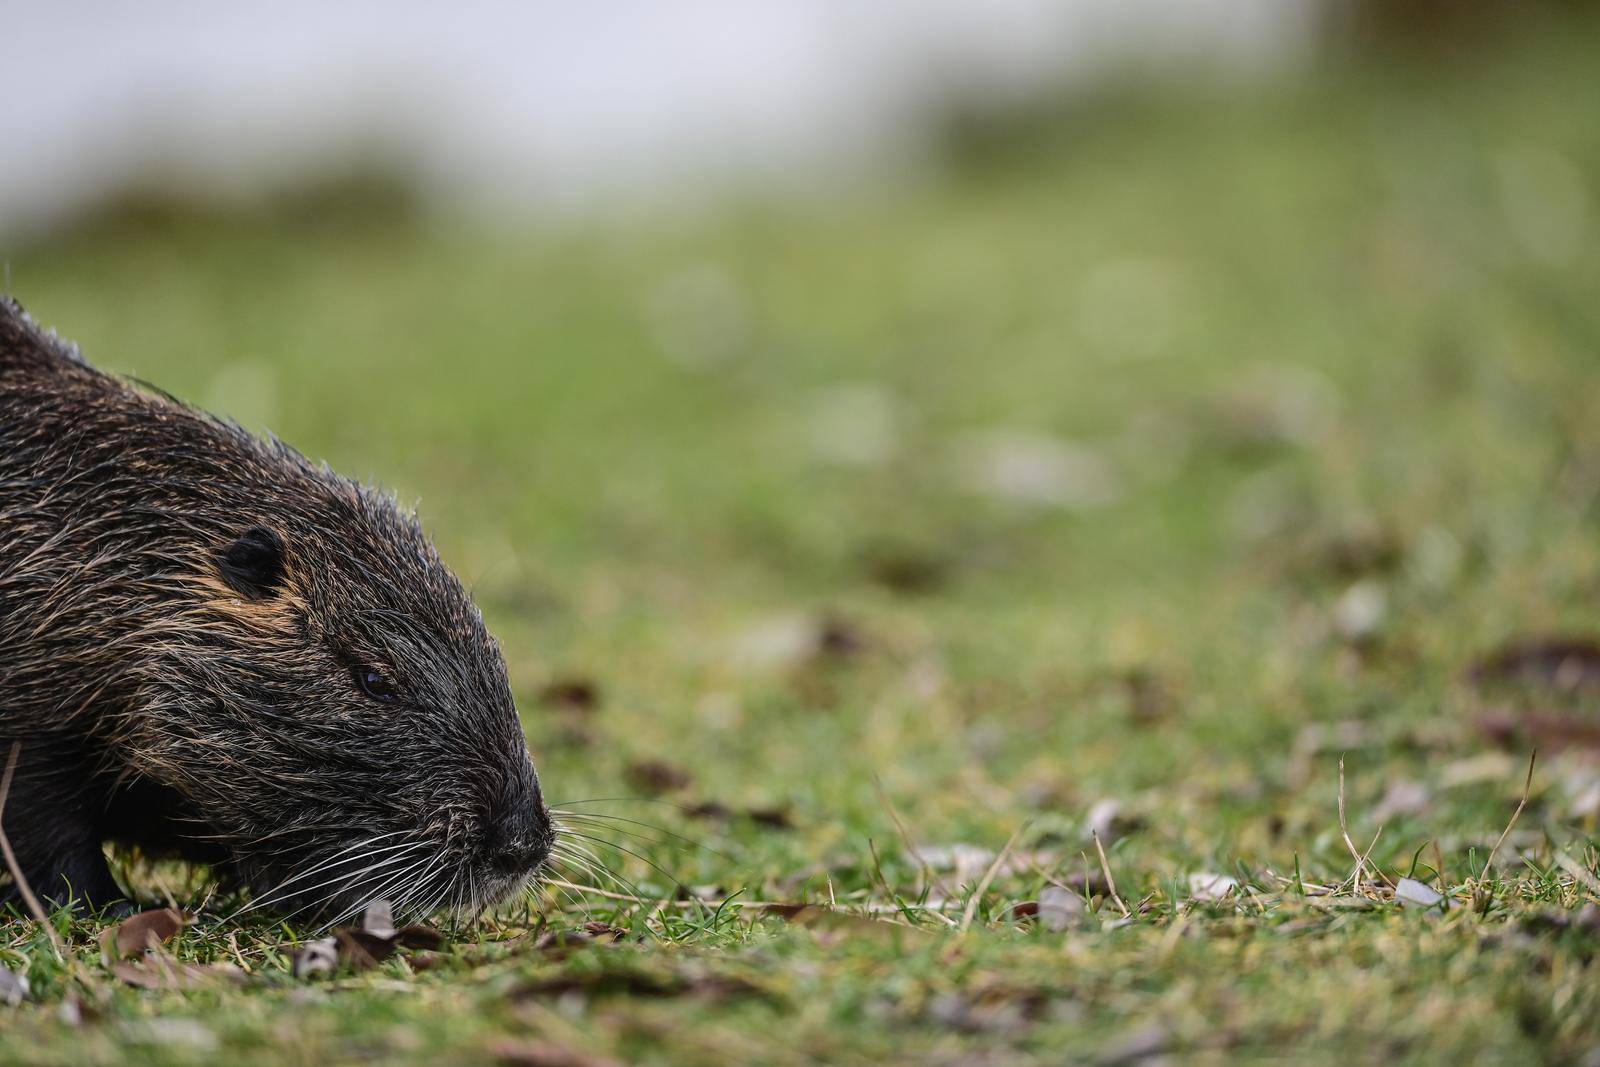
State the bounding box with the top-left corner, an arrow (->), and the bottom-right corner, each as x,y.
5,16 -> 1600,1066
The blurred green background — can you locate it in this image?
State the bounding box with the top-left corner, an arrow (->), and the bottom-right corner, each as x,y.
6,5 -> 1600,1064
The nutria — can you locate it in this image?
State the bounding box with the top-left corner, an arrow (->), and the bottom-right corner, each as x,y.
0,297 -> 552,920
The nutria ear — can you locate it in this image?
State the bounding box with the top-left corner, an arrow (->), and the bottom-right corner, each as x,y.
219,526 -> 287,598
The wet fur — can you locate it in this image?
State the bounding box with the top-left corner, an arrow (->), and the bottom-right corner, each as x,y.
0,298 -> 551,919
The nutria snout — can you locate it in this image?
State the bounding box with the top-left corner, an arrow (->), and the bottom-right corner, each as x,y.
0,297 -> 552,921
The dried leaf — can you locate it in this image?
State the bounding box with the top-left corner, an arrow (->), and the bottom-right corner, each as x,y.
393,924 -> 447,951
101,907 -> 186,961
745,807 -> 795,830
685,801 -> 795,829
623,760 -> 694,796
516,963 -> 766,1003
538,678 -> 601,713
291,916 -> 445,978
333,928 -> 398,970
859,543 -> 948,594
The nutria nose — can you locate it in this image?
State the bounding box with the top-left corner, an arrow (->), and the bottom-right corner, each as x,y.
487,794 -> 553,875
489,841 -> 544,875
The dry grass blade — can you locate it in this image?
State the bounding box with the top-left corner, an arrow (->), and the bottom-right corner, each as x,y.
1479,750 -> 1537,880
1091,830 -> 1131,919
0,743 -> 65,961
1337,757 -> 1367,888
959,823 -> 1026,932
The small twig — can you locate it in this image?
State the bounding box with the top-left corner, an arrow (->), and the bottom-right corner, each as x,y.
1091,831 -> 1131,919
1479,750 -> 1537,881
960,823 -> 1027,932
0,743 -> 66,961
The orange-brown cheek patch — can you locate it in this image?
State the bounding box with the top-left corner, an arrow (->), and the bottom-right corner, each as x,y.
180,570 -> 310,638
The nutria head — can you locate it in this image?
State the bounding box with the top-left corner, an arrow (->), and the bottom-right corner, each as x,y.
0,300 -> 551,920
129,466 -> 554,923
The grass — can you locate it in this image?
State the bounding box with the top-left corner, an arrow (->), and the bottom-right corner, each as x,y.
5,16 -> 1600,1065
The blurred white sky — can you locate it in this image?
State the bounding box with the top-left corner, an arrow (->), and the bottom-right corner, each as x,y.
1,1 -> 1315,234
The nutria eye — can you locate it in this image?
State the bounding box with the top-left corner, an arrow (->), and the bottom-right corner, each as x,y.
354,667 -> 398,703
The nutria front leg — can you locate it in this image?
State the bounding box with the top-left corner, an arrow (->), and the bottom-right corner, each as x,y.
0,744 -> 127,913
1,831 -> 126,914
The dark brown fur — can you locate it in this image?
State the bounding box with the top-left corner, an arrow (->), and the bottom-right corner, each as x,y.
0,298 -> 551,920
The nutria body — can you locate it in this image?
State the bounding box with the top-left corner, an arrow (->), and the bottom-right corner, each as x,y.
0,298 -> 551,919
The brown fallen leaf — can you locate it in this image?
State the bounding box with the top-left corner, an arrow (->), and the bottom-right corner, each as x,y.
290,905 -> 447,978
745,807 -> 794,830
858,543 -> 949,595
488,1038 -> 625,1067
334,929 -> 398,970
623,760 -> 694,796
393,924 -> 446,951
101,907 -> 186,962
515,965 -> 767,1003
683,801 -> 795,829
539,678 -> 601,713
